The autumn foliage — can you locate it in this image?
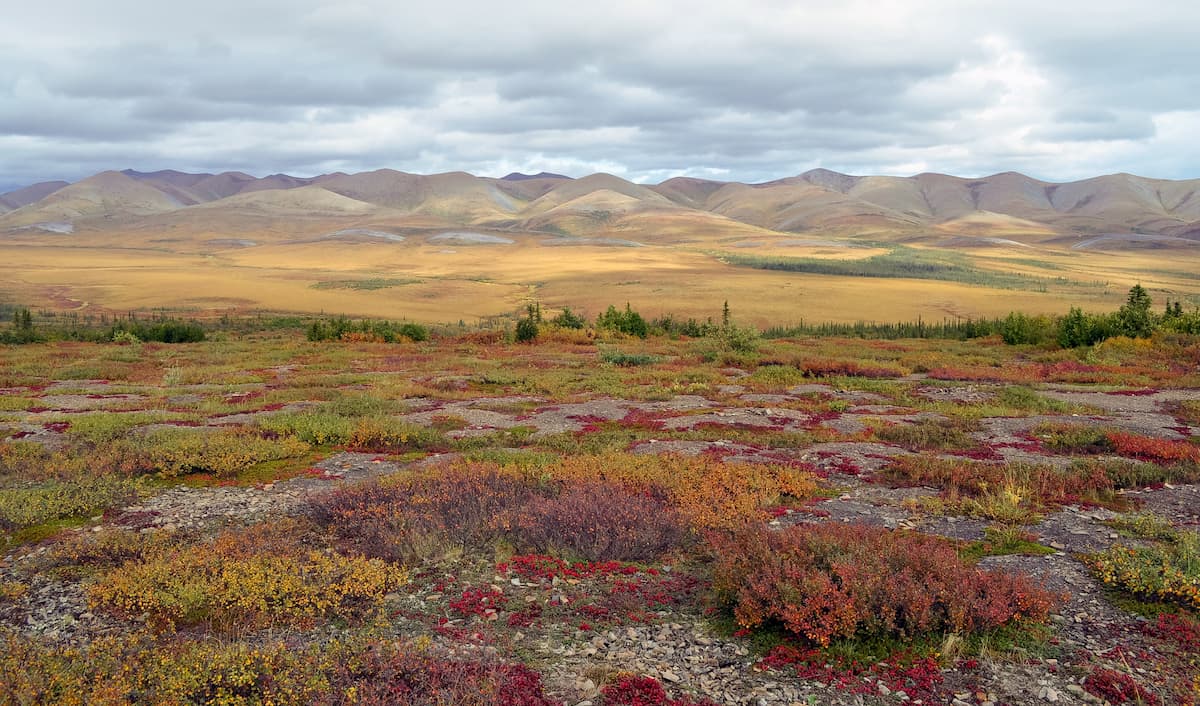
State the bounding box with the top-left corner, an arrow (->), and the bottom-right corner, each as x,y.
710,523 -> 1059,645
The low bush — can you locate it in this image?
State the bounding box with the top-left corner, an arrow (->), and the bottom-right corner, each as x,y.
110,319 -> 206,343
710,523 -> 1058,645
1031,422 -> 1115,454
89,521 -> 405,631
1088,529 -> 1200,610
544,453 -> 817,531
1106,431 -> 1200,464
798,358 -> 906,379
312,468 -> 693,563
882,456 -> 1119,517
258,411 -> 356,445
345,417 -> 446,452
515,481 -> 688,561
0,475 -> 142,534
327,646 -> 560,706
126,428 -> 310,478
30,527 -> 178,578
310,467 -> 538,562
0,632 -> 558,706
874,416 -> 980,450
599,350 -> 661,367
1083,667 -> 1161,705
306,317 -> 429,343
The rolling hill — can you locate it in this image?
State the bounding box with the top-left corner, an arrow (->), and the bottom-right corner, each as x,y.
4,167 -> 1200,247
2,165 -> 1199,325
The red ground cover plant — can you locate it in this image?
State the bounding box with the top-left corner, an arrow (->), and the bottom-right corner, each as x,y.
599,675 -> 718,706
758,645 -> 953,702
498,555 -> 704,627
710,523 -> 1058,646
1106,431 -> 1200,464
1083,667 -> 1160,705
1146,612 -> 1200,652
326,646 -> 561,706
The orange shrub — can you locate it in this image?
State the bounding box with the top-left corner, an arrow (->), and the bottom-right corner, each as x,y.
1106,431 -> 1200,464
543,453 -> 817,530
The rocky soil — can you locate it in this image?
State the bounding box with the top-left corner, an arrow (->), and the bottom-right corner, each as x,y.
2,375 -> 1199,705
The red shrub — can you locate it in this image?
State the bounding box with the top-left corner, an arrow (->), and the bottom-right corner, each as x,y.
710,523 -> 1058,645
449,587 -> 508,618
515,481 -> 689,561
308,468 -> 538,561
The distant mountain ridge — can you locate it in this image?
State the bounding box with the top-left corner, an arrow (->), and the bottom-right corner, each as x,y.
3,167 -> 1199,247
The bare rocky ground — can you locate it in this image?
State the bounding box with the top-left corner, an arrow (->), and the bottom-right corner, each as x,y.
2,374 -> 1199,705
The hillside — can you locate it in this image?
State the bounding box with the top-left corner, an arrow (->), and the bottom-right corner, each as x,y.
1,165 -> 1198,324
4,167 -> 1200,246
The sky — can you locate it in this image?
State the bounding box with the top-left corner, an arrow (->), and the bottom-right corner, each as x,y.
2,0 -> 1199,191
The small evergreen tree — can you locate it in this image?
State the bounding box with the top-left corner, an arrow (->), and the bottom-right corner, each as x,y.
1115,284 -> 1154,338
515,304 -> 540,343
550,307 -> 586,329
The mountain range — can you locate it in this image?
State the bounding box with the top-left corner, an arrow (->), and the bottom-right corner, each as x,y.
3,167 -> 1200,251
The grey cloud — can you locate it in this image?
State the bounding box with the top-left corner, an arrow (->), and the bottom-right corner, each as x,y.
1,0 -> 1199,188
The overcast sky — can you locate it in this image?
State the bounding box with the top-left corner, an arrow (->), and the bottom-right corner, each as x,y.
2,0 -> 1199,191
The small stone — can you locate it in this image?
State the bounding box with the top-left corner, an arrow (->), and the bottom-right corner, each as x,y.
661,671 -> 680,683
878,684 -> 892,696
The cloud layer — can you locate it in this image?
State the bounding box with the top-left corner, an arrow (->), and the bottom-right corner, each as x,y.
3,0 -> 1198,190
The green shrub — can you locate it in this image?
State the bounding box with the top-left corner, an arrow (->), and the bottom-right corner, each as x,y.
258,411 -> 356,445
550,307 -> 587,329
0,475 -> 142,534
596,304 -> 649,338
515,316 -> 539,343
599,349 -> 661,367
127,428 -> 310,478
999,312 -> 1054,345
1089,529 -> 1200,609
875,417 -> 980,450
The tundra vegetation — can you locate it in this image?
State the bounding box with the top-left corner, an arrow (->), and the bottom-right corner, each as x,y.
0,291 -> 1198,705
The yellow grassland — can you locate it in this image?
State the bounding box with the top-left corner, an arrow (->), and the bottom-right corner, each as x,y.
1,222 -> 1196,324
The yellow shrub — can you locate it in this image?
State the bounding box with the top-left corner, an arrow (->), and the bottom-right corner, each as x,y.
89,524 -> 406,632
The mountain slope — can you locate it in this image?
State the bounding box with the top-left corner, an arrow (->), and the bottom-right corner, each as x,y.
4,167 -> 1200,249
0,180 -> 71,211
